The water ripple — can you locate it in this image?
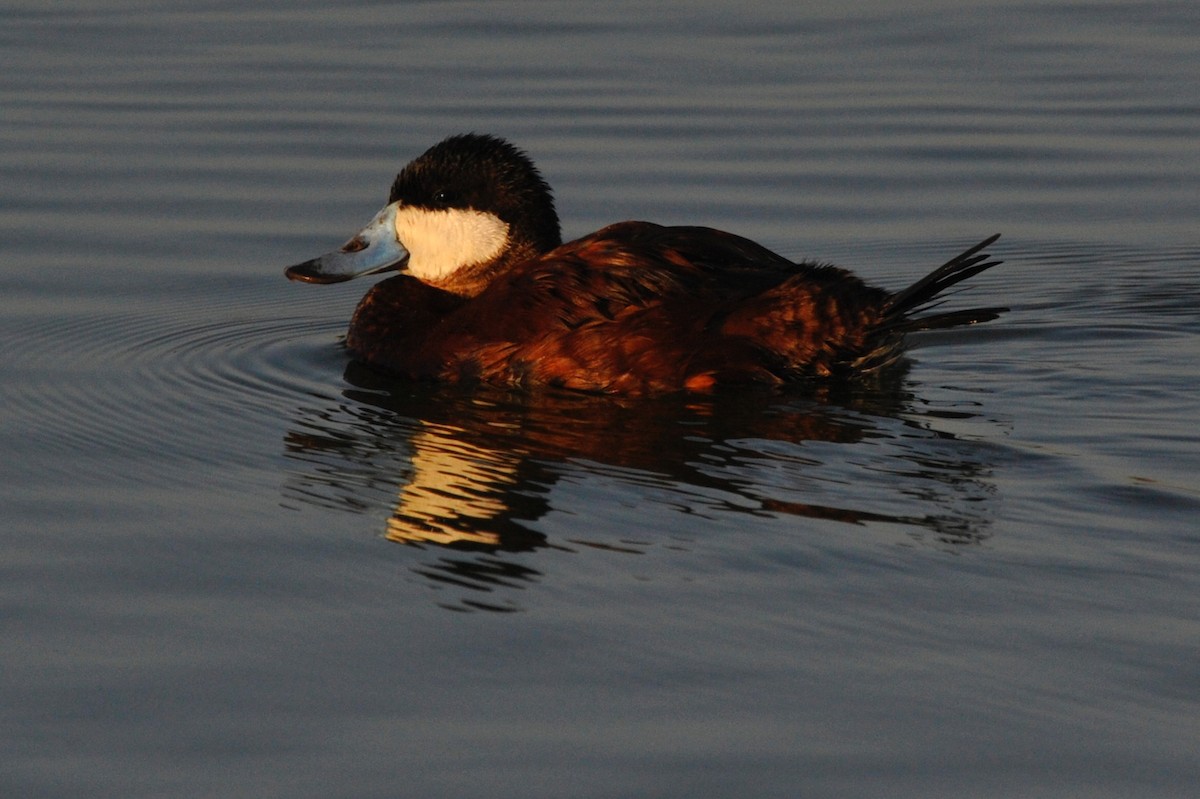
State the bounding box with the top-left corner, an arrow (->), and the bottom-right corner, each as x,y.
4,289 -> 343,487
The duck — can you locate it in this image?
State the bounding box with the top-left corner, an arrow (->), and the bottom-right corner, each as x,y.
285,133 -> 1005,395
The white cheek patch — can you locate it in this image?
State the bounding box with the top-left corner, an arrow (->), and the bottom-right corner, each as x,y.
393,206 -> 509,281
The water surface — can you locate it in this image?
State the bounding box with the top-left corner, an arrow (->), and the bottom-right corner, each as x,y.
3,2 -> 1199,797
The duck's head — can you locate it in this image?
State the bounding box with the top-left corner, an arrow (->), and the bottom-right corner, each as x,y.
285,134 -> 562,296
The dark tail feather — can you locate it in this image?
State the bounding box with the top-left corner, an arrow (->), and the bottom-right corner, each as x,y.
848,235 -> 1006,373
882,233 -> 1007,332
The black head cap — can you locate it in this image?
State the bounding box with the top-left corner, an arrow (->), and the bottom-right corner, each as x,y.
388,134 -> 562,254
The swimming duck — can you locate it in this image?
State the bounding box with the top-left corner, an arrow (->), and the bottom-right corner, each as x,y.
285,134 -> 1005,395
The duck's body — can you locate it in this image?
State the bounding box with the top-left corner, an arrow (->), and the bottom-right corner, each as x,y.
286,134 -> 1004,395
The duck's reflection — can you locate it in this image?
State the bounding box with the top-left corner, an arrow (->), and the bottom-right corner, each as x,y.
282,362 -> 1002,610
385,428 -> 526,548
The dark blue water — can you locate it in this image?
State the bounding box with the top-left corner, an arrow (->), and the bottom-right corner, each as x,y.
4,2 -> 1199,797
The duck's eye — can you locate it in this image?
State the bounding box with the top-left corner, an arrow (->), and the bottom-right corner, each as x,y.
433,190 -> 452,207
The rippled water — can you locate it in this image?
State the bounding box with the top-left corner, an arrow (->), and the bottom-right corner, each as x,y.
4,1 -> 1200,797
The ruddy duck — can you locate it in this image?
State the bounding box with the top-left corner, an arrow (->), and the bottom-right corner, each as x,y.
286,134 -> 1005,395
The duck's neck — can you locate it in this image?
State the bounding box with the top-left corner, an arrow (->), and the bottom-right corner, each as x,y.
425,237 -> 550,297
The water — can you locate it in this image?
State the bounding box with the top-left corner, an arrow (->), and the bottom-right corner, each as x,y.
3,1 -> 1199,796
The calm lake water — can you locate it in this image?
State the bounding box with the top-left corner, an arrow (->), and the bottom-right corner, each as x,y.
3,1 -> 1199,797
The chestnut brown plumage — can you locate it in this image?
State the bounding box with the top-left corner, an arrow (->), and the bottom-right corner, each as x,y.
287,134 -> 1005,395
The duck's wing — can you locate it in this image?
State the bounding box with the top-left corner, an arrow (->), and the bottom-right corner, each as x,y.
460,222 -> 800,329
